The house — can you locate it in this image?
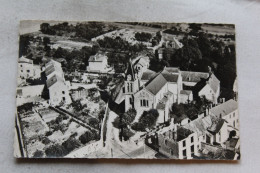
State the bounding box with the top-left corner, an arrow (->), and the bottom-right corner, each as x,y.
70,87 -> 88,101
209,99 -> 239,129
46,74 -> 71,106
133,70 -> 182,123
194,73 -> 220,104
180,71 -> 209,87
18,56 -> 41,79
225,137 -> 240,152
16,85 -> 45,106
44,60 -> 71,106
207,119 -> 229,146
146,124 -> 199,159
132,55 -> 150,79
87,53 -> 110,73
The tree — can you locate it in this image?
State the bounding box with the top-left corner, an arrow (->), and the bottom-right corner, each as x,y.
45,144 -> 67,157
62,137 -> 81,153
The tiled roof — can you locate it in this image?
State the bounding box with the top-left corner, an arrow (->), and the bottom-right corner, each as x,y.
181,71 -> 209,83
145,73 -> 167,95
210,99 -> 238,117
156,102 -> 166,110
141,69 -> 156,81
46,75 -> 63,88
164,67 -> 180,73
183,115 -> 214,137
180,90 -> 192,95
45,60 -> 63,77
176,126 -> 193,141
161,70 -> 179,83
88,53 -> 107,62
226,138 -> 239,148
207,119 -> 225,134
18,56 -> 33,64
144,70 -> 178,95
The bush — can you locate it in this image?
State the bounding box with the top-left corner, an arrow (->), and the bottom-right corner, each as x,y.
45,144 -> 67,157
62,137 -> 81,153
33,150 -> 44,158
132,109 -> 159,131
131,122 -> 146,132
41,137 -> 51,145
88,117 -> 100,129
79,131 -> 95,144
121,127 -> 134,141
135,32 -> 152,42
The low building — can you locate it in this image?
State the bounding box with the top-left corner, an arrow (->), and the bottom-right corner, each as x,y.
209,99 -> 239,129
46,75 -> 71,106
87,53 -> 110,73
16,85 -> 45,106
70,87 -> 88,101
18,56 -> 41,79
44,60 -> 71,106
146,124 -> 199,159
199,74 -> 220,104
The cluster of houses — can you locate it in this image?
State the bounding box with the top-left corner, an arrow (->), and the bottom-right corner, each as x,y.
117,55 -> 220,124
16,56 -> 97,107
115,54 -> 239,159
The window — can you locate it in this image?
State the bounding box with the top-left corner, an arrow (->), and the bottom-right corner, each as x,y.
27,70 -> 30,73
229,114 -> 231,119
165,139 -> 168,146
140,99 -> 149,107
62,91 -> 65,94
233,113 -> 235,117
21,70 -> 23,72
170,149 -> 174,156
191,136 -> 194,143
62,97 -> 65,101
183,140 -> 186,147
20,65 -> 22,67
183,149 -> 186,157
191,145 -> 194,153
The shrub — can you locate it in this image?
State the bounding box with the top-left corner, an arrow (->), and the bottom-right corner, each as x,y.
121,127 -> 135,141
33,150 -> 44,158
62,137 -> 81,153
132,109 -> 159,132
41,137 -> 51,145
45,144 -> 67,157
88,117 -> 100,129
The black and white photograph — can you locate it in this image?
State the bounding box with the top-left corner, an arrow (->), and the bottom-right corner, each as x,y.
14,21 -> 239,160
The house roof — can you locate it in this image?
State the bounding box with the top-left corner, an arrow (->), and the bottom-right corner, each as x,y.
88,53 -> 107,62
144,70 -> 179,95
46,75 -> 64,88
133,56 -> 150,67
18,56 -> 33,64
181,71 -> 209,83
45,60 -> 63,77
176,126 -> 193,141
183,114 -> 215,137
207,119 -> 226,134
180,90 -> 192,95
141,69 -> 156,81
207,73 -> 220,93
226,138 -> 239,148
164,67 -> 180,74
156,102 -> 166,110
210,99 -> 238,117
172,114 -> 189,124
